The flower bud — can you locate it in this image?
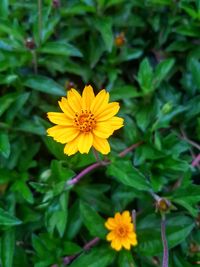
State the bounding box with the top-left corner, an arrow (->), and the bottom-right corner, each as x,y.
25,37 -> 35,50
115,32 -> 126,47
156,198 -> 171,213
65,81 -> 76,91
52,0 -> 60,8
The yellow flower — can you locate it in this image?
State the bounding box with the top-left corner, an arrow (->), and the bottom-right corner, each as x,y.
105,211 -> 137,251
47,85 -> 124,156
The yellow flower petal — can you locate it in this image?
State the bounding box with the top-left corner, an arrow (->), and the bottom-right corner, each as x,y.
105,218 -> 118,230
93,123 -> 114,138
47,85 -> 124,156
122,211 -> 132,223
105,211 -> 137,251
47,125 -> 79,144
90,90 -> 109,115
58,97 -> 75,119
47,112 -> 72,125
128,233 -> 137,246
92,135 -> 110,155
105,218 -> 117,230
114,212 -> 122,222
106,231 -> 115,241
111,239 -> 122,251
106,117 -> 124,129
78,132 -> 93,154
122,240 -> 131,250
67,89 -> 82,112
82,85 -> 95,110
96,102 -> 120,121
64,138 -> 79,156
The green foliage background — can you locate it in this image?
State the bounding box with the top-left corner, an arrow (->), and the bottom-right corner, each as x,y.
0,0 -> 200,266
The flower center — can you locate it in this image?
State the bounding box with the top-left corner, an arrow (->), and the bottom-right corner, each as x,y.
116,226 -> 128,238
74,110 -> 96,133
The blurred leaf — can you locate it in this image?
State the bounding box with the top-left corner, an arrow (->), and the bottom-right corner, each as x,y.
154,58 -> 175,87
0,208 -> 21,226
63,241 -> 81,254
24,75 -> 65,96
45,192 -> 69,237
39,41 -> 83,57
137,58 -> 153,93
137,214 -> 194,256
70,246 -> 116,267
189,58 -> 200,91
171,185 -> 200,217
107,160 -> 149,191
110,85 -> 139,101
95,18 -> 113,52
0,0 -> 8,18
0,133 -> 10,158
5,92 -> 30,122
80,201 -> 107,238
0,19 -> 24,42
12,180 -> 34,204
0,229 -> 15,267
0,93 -> 18,117
118,250 -> 137,267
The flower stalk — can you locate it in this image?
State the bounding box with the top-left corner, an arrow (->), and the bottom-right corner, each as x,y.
161,214 -> 169,267
192,153 -> 200,167
38,0 -> 42,46
51,237 -> 100,267
67,161 -> 109,186
66,141 -> 143,186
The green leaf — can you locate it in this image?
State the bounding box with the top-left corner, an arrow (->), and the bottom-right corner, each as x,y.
0,208 -> 21,226
0,20 -> 24,42
6,92 -> 30,122
171,185 -> 200,216
118,250 -> 137,267
154,58 -> 175,87
190,58 -> 200,90
39,41 -> 83,57
45,192 -> 69,237
110,85 -> 140,101
23,75 -> 65,96
137,58 -> 153,93
43,136 -> 66,160
0,93 -> 18,117
107,160 -> 149,191
12,181 -> 34,204
51,160 -> 75,182
95,18 -> 113,52
0,133 -> 10,158
80,201 -> 107,238
0,0 -> 8,18
0,229 -> 15,267
63,241 -> 81,254
137,214 -> 194,256
32,235 -> 46,258
70,246 -> 116,267
16,119 -> 45,135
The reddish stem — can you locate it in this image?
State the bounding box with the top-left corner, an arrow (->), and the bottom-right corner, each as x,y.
52,237 -> 100,267
67,161 -> 109,186
161,215 -> 169,267
67,141 -> 143,186
118,141 -> 143,157
191,154 -> 200,167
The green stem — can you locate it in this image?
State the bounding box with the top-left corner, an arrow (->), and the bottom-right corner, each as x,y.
31,50 -> 38,74
38,0 -> 42,46
161,214 -> 169,267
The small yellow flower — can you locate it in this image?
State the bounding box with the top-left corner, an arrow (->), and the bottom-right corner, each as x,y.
47,85 -> 124,156
105,211 -> 137,251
